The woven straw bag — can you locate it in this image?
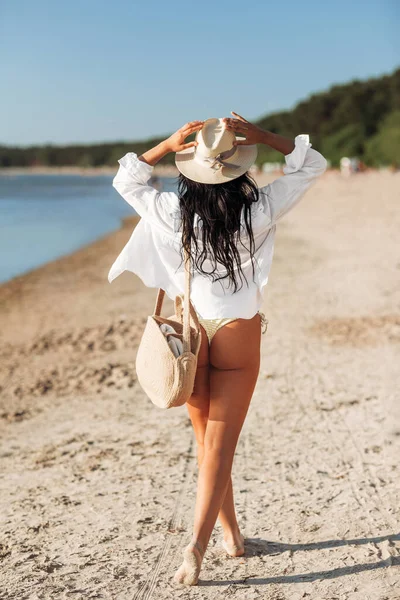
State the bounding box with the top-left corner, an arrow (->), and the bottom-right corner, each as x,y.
135,250 -> 201,409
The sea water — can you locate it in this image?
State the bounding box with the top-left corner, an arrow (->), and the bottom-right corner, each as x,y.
0,173 -> 177,283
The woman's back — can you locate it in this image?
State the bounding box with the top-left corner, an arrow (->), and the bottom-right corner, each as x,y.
177,171 -> 260,293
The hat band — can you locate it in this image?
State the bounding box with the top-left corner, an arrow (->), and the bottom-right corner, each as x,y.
194,147 -> 241,172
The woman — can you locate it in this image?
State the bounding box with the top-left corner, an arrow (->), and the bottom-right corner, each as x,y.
108,113 -> 327,585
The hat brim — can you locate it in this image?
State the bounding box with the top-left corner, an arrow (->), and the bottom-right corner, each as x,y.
175,139 -> 258,184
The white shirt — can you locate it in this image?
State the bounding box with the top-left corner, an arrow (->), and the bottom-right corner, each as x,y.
108,134 -> 327,319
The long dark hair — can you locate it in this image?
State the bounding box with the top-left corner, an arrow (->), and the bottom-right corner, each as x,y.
177,172 -> 259,292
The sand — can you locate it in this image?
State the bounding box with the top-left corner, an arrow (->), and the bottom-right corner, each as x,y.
1,169 -> 399,599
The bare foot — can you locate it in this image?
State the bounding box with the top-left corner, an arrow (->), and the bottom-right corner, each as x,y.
222,532 -> 245,557
173,540 -> 204,586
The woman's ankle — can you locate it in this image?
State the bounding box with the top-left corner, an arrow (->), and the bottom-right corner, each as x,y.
222,526 -> 242,542
189,537 -> 206,556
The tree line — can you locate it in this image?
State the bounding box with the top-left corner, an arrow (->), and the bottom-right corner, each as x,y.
1,67 -> 399,169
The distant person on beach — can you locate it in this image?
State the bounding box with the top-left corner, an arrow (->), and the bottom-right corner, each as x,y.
340,156 -> 360,177
108,113 -> 327,585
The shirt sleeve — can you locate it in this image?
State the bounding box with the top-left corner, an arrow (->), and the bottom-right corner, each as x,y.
258,134 -> 328,226
112,152 -> 180,233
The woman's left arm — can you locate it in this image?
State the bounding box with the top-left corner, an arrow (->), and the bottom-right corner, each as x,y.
138,121 -> 204,165
111,121 -> 204,229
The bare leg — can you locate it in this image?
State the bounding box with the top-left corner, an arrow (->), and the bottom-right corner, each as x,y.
185,327 -> 242,547
174,315 -> 261,584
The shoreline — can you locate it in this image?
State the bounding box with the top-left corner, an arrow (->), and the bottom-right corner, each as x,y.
0,171 -> 278,287
0,165 -> 180,177
0,214 -> 141,288
0,168 -> 393,287
0,214 -> 140,291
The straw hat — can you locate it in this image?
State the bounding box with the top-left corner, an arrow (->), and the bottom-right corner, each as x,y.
175,117 -> 257,184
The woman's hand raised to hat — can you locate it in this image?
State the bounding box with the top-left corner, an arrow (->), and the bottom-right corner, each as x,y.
223,112 -> 267,146
223,112 -> 296,155
138,121 -> 204,166
165,121 -> 204,153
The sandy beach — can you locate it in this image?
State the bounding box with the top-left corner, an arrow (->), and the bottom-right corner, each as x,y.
1,169 -> 400,599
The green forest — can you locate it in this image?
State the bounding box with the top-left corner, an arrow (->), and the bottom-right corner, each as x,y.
1,68 -> 399,169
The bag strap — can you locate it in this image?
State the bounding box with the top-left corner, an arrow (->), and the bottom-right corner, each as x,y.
182,248 -> 191,354
153,247 -> 193,354
154,288 -> 165,316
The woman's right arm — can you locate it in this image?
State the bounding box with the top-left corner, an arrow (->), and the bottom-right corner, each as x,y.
224,112 -> 328,225
223,111 -> 295,155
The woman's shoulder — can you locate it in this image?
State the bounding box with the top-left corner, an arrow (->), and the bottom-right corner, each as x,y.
156,190 -> 181,232
159,190 -> 180,215
248,192 -> 272,226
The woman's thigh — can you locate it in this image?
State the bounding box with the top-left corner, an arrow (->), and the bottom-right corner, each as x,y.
186,325 -> 210,442
205,314 -> 261,454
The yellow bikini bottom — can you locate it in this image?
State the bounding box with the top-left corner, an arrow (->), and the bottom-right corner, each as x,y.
197,311 -> 268,344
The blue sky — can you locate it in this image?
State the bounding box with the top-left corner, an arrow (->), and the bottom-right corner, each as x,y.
0,0 -> 398,146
